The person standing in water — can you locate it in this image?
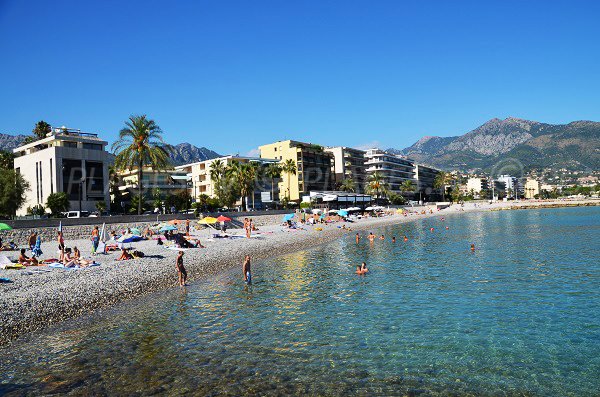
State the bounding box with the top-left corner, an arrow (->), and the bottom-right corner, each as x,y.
355,233 -> 360,243
243,255 -> 252,284
176,251 -> 187,286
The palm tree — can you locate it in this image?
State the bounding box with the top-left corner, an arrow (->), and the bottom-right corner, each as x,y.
111,115 -> 171,215
433,171 -> 454,201
400,180 -> 415,199
32,120 -> 52,140
0,150 -> 15,170
281,159 -> 297,200
226,160 -> 255,211
339,178 -> 356,192
265,163 -> 282,203
248,161 -> 262,210
366,172 -> 388,199
209,159 -> 227,201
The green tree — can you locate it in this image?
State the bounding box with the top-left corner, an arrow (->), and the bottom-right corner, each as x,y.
128,194 -> 148,214
433,171 -> 454,201
365,171 -> 388,199
226,160 -> 256,211
387,192 -> 406,205
339,178 -> 356,192
0,170 -> 29,217
46,192 -> 70,216
0,150 -> 15,170
281,159 -> 297,200
175,189 -> 192,211
152,187 -> 163,211
27,204 -> 46,216
209,159 -> 227,204
400,180 -> 415,199
32,120 -> 52,140
111,115 -> 171,215
95,201 -> 107,213
264,163 -> 282,204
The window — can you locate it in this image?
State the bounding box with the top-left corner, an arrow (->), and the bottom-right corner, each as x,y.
83,143 -> 102,150
86,161 -> 105,197
63,141 -> 78,148
62,159 -> 83,200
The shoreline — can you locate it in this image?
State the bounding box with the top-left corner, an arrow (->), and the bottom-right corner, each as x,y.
0,199 -> 598,346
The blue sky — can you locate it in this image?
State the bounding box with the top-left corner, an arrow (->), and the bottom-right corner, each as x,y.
1,0 -> 599,156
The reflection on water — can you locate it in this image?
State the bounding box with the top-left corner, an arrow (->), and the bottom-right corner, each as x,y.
1,207 -> 600,396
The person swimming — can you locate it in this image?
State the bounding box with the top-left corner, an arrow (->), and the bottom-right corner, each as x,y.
392,236 -> 396,243
471,243 -> 475,252
379,235 -> 385,240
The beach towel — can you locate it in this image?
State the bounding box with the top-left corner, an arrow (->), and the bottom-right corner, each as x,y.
1,263 -> 25,269
0,277 -> 12,283
48,263 -> 65,268
167,247 -> 190,251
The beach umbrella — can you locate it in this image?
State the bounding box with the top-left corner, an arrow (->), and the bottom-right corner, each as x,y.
58,221 -> 62,232
130,227 -> 141,236
311,209 -> 322,214
160,225 -> 178,232
364,206 -> 374,211
283,213 -> 295,222
338,210 -> 349,217
0,223 -> 12,231
168,219 -> 183,225
198,217 -> 218,225
216,215 -> 231,222
328,209 -> 338,214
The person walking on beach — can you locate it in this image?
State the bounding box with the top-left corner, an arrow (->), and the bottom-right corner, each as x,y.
176,250 -> 187,286
91,226 -> 100,255
185,219 -> 190,237
243,255 -> 252,284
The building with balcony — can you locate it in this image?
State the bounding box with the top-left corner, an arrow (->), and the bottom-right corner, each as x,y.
364,149 -> 415,194
324,146 -> 367,193
13,126 -> 111,216
116,168 -> 190,207
497,175 -> 521,199
466,177 -> 489,198
175,155 -> 280,209
259,140 -> 334,202
414,164 -> 442,201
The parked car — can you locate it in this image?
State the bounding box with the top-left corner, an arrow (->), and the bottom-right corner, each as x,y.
62,211 -> 90,219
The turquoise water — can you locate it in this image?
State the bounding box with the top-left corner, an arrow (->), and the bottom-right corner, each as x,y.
1,207 -> 599,396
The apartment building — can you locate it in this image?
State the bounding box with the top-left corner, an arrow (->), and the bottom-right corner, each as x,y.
116,167 -> 189,205
364,149 -> 415,194
524,178 -> 540,199
259,140 -> 334,202
175,155 -> 279,209
497,175 -> 521,199
13,127 -> 111,216
414,164 -> 442,201
324,146 -> 367,193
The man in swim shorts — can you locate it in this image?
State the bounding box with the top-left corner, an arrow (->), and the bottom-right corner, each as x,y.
243,255 -> 251,284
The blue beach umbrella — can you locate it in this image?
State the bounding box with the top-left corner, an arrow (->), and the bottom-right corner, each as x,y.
283,213 -> 295,221
338,210 -> 349,217
160,225 -> 178,232
117,235 -> 143,243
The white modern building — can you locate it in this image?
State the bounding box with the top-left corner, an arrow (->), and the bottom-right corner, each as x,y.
13,127 -> 111,216
497,175 -> 521,199
364,149 -> 415,194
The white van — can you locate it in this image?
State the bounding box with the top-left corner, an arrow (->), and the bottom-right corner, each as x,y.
63,211 -> 90,219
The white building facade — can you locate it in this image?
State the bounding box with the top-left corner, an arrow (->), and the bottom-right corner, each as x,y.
13,127 -> 111,216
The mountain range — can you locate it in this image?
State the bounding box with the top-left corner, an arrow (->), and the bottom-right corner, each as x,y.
387,117 -> 600,172
0,133 -> 220,166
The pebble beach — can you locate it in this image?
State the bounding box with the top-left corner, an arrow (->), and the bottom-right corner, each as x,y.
1,199 -> 598,346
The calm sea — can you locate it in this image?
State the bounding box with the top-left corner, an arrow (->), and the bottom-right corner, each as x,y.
1,206 -> 599,396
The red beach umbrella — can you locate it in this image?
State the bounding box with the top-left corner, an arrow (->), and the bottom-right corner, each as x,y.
216,215 -> 231,222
